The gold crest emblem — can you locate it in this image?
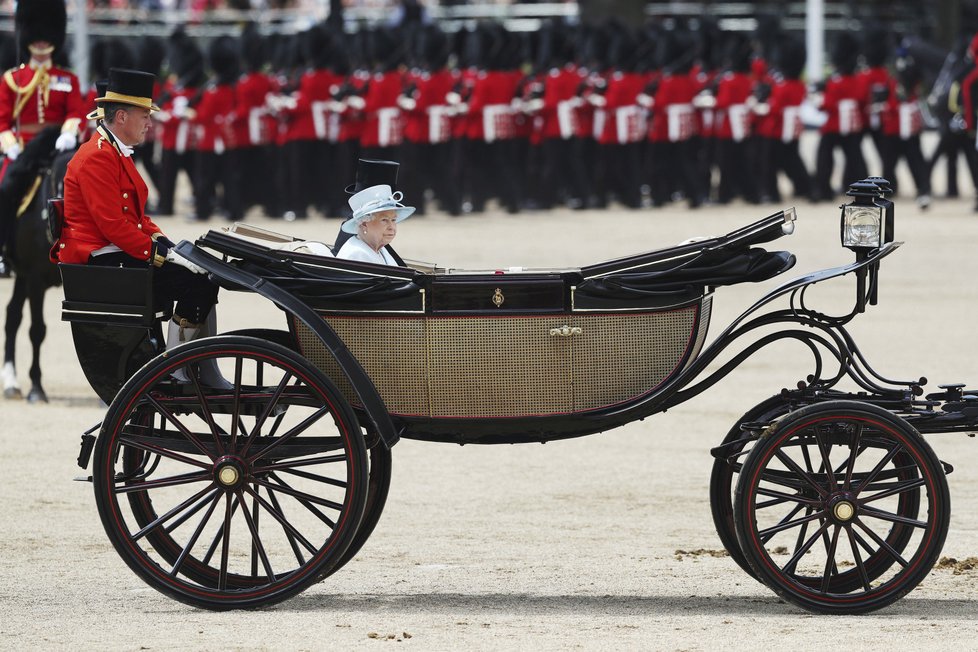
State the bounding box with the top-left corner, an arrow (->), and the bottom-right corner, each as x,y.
492,288 -> 504,307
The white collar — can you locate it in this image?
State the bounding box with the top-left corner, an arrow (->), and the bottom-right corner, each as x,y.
104,127 -> 134,157
29,58 -> 52,71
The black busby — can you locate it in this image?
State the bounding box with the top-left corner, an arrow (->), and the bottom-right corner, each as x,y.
344,159 -> 399,194
90,38 -> 137,81
16,0 -> 67,57
862,29 -> 893,69
832,33 -> 860,75
724,32 -> 754,74
777,37 -> 806,80
137,36 -> 167,77
208,35 -> 240,84
168,28 -> 206,87
240,23 -> 266,73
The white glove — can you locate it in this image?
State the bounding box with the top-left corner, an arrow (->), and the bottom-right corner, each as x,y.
346,95 -> 366,110
4,143 -> 21,161
166,250 -> 207,274
172,96 -> 189,118
397,95 -> 417,111
55,132 -> 77,151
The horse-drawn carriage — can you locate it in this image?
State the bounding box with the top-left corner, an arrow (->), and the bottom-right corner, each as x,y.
60,178 -> 977,614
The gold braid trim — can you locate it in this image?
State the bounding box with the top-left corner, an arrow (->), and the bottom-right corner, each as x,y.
5,67 -> 49,120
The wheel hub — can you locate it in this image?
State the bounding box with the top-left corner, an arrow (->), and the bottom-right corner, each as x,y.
214,456 -> 246,490
828,493 -> 858,523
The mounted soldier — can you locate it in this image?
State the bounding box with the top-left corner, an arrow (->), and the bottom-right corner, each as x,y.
0,0 -> 86,277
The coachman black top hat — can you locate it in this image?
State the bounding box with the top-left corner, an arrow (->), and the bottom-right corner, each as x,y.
345,158 -> 399,194
95,68 -> 160,112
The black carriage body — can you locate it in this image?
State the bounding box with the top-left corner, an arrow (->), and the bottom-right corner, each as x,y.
193,213 -> 796,444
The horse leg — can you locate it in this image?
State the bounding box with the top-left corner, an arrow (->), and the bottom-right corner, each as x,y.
3,275 -> 27,399
26,279 -> 48,403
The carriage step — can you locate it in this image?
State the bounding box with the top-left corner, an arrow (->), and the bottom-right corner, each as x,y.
73,476 -> 93,483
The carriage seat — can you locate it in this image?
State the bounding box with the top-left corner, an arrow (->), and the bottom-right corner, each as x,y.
59,263 -> 172,327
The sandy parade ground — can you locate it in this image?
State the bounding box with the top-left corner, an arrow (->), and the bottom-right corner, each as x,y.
2,148 -> 978,650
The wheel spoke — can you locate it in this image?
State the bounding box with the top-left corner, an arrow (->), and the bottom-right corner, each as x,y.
757,509 -> 827,539
247,406 -> 330,464
229,357 -> 244,450
760,502 -> 806,544
242,484 -> 320,555
277,466 -> 348,489
819,525 -> 842,593
239,372 -> 294,457
782,519 -> 831,575
251,475 -> 345,512
859,478 -> 926,505
219,494 -> 233,590
854,518 -> 911,568
131,485 -> 215,541
143,394 -> 214,460
202,496 -> 240,566
842,423 -> 863,490
814,429 -> 837,492
859,505 -> 929,529
189,370 -> 225,457
113,469 -> 212,494
853,444 -> 902,497
774,449 -> 828,498
755,486 -> 822,508
265,486 -> 308,566
252,450 -> 349,474
267,472 -> 337,529
169,491 -> 222,578
846,524 -> 873,592
237,489 -> 276,582
119,434 -> 212,470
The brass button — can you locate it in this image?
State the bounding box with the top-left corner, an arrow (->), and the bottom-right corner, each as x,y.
137,223 -> 142,229
122,206 -> 128,211
143,250 -> 149,255
59,243 -> 65,248
122,192 -> 128,199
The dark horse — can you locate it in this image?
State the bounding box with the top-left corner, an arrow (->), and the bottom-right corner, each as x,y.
1,126 -> 69,402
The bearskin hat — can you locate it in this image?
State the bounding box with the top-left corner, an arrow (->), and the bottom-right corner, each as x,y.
300,24 -> 333,70
832,32 -> 860,75
16,0 -> 67,56
724,32 -> 753,73
169,28 -> 206,86
368,27 -> 403,71
240,23 -> 266,73
90,38 -> 137,80
862,29 -> 892,68
777,36 -> 806,80
208,35 -> 240,84
420,25 -> 450,70
137,36 -> 167,77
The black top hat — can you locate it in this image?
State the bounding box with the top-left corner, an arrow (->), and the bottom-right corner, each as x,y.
344,159 -> 399,194
95,68 -> 160,112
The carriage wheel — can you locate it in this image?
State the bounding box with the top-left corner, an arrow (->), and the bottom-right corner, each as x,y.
734,401 -> 949,614
93,336 -> 369,609
709,396 -> 790,581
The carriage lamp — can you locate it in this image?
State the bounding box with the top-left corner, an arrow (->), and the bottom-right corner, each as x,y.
841,178 -> 895,251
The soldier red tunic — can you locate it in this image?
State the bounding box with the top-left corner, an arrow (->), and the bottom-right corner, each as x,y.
359,70 -> 404,151
0,62 -> 85,169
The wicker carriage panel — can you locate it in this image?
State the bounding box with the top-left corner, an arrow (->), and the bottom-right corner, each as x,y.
572,305 -> 699,411
294,316 -> 429,415
427,317 -> 573,416
296,301 -> 704,419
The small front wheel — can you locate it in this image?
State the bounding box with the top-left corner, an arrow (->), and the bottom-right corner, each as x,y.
93,336 -> 369,609
734,401 -> 950,614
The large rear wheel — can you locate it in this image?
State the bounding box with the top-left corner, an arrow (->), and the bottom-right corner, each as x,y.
93,336 -> 369,609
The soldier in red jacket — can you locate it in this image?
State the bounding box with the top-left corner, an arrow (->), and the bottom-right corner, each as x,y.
645,30 -> 702,208
155,30 -> 206,216
812,33 -> 868,201
399,26 -> 460,215
713,33 -> 759,204
187,36 -> 240,222
752,37 -> 810,202
57,68 -> 225,385
530,23 -> 589,210
0,0 -> 86,277
230,25 -> 278,217
357,27 -> 405,163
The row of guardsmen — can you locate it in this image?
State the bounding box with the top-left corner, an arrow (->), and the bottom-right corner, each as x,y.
1,18 -> 950,227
